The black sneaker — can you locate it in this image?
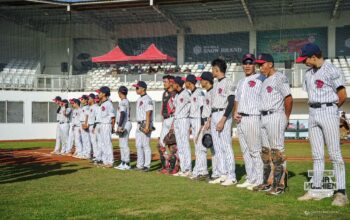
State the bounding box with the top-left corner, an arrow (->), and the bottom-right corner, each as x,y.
142,167 -> 150,172
132,167 -> 143,171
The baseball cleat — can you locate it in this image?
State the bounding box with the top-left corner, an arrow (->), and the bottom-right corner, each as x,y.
178,171 -> 192,177
172,171 -> 184,176
266,187 -> 285,196
236,180 -> 253,188
332,193 -> 349,207
141,167 -> 150,172
253,184 -> 272,192
246,184 -> 259,191
208,175 -> 227,184
221,179 -> 238,186
114,164 -> 125,170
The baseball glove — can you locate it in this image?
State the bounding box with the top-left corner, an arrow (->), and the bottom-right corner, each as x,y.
163,128 -> 176,146
115,128 -> 127,136
139,121 -> 156,134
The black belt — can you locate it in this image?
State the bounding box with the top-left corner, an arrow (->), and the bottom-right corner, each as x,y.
309,103 -> 334,108
239,113 -> 250,117
163,115 -> 174,120
261,111 -> 274,116
137,121 -> 145,125
212,108 -> 225,113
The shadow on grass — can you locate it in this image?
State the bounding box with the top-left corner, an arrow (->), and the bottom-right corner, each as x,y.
0,153 -> 91,184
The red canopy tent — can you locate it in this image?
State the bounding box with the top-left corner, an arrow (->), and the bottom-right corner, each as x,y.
91,46 -> 133,63
131,43 -> 176,63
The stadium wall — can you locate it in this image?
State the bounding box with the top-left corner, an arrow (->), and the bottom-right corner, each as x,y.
1,89 -> 350,141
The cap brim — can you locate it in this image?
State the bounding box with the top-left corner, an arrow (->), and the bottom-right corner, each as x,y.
132,84 -> 140,88
181,77 -> 187,81
242,58 -> 255,63
197,77 -> 203,81
255,60 -> 266,64
296,56 -> 307,63
95,89 -> 101,93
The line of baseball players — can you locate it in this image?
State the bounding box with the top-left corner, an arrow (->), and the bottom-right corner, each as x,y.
52,42 -> 348,206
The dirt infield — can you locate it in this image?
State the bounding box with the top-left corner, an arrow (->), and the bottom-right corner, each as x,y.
1,147 -> 350,166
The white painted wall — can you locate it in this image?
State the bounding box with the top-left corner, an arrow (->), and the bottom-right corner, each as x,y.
1,88 -> 349,141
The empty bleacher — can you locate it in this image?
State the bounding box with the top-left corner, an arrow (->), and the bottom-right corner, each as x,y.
0,59 -> 40,89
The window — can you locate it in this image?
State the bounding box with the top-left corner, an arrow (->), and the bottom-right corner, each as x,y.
33,102 -> 60,123
0,101 -> 24,123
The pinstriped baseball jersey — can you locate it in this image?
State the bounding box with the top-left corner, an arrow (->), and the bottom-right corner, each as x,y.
303,60 -> 344,104
71,108 -> 82,126
235,73 -> 265,115
56,107 -> 62,121
260,72 -> 291,112
174,89 -> 191,119
136,94 -> 154,122
202,88 -> 214,119
212,77 -> 236,109
60,107 -> 71,123
189,88 -> 205,118
97,100 -> 115,124
80,105 -> 90,122
117,98 -> 130,124
87,104 -> 99,125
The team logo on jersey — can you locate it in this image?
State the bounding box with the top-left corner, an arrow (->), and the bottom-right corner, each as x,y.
206,99 -> 210,105
248,80 -> 256,87
139,101 -> 143,106
83,110 -> 85,112
315,79 -> 324,88
180,98 -> 184,103
218,88 -> 223,94
102,106 -> 106,111
266,86 -> 273,93
193,97 -> 196,102
90,109 -> 92,112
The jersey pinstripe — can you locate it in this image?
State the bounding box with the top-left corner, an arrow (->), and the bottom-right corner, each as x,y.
212,77 -> 236,109
303,60 -> 344,104
189,88 -> 205,118
136,94 -> 154,122
117,98 -> 130,126
87,104 -> 98,125
260,72 -> 291,112
202,88 -> 213,119
235,73 -> 264,115
174,89 -> 191,119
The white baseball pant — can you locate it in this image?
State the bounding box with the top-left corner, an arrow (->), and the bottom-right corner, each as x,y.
89,125 -> 98,159
119,121 -> 132,163
59,123 -> 70,154
98,123 -> 114,165
135,126 -> 152,168
190,117 -> 208,176
80,126 -> 91,158
174,118 -> 192,172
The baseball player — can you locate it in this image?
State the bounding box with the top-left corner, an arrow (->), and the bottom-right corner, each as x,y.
233,54 -> 264,190
95,86 -> 116,168
253,53 -> 293,195
59,99 -> 72,155
87,93 -> 99,161
133,81 -> 154,172
184,74 -> 209,180
208,58 -> 237,186
80,95 -> 91,159
172,76 -> 192,177
65,99 -> 76,156
296,43 -> 348,206
199,71 -> 219,180
158,75 -> 177,174
51,96 -> 62,154
114,86 -> 132,170
71,98 -> 84,158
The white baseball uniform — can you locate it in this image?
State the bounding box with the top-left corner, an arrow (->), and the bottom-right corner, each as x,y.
71,108 -> 83,157
88,103 -> 99,159
303,60 -> 346,190
96,100 -> 115,165
59,107 -> 71,154
174,89 -> 192,172
54,106 -> 63,153
190,88 -> 208,176
135,94 -> 154,169
80,105 -> 91,158
211,77 -> 236,181
117,98 -> 132,163
235,73 -> 264,185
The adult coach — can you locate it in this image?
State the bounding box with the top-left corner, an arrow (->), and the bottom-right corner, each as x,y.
254,53 -> 293,195
208,59 -> 237,186
234,54 -> 264,190
159,75 -> 176,172
296,43 -> 348,206
133,81 -> 154,172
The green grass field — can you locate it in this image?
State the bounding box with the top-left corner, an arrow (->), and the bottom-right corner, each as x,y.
0,140 -> 349,219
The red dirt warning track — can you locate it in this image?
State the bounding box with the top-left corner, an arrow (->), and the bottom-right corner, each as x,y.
1,148 -> 350,166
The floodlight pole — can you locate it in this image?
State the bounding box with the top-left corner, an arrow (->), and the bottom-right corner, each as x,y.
240,0 -> 253,26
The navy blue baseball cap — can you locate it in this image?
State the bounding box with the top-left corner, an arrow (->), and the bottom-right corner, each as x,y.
52,96 -> 62,102
80,95 -> 89,101
62,99 -> 68,104
174,76 -> 184,87
118,86 -> 128,94
88,93 -> 96,99
199,71 -> 213,84
73,98 -> 80,105
183,74 -> 198,85
242,53 -> 255,63
132,81 -> 147,89
296,43 -> 322,63
255,53 -> 274,64
96,86 -> 111,96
